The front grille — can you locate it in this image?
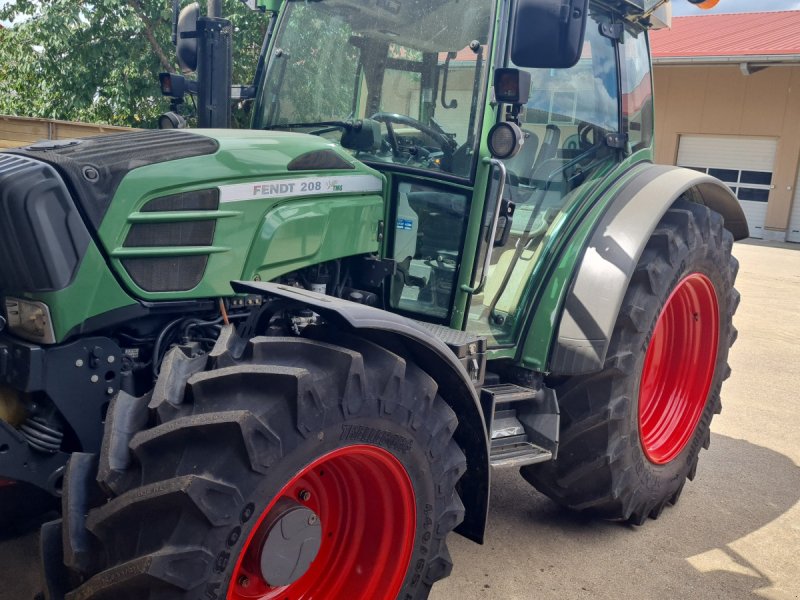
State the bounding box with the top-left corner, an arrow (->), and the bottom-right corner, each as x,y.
122,256 -> 209,292
0,154 -> 91,292
141,189 -> 220,212
119,188 -> 220,292
124,221 -> 217,248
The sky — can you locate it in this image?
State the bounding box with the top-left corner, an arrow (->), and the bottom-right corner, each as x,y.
671,0 -> 800,16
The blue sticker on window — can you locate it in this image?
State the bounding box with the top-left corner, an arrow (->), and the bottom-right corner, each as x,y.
396,218 -> 413,230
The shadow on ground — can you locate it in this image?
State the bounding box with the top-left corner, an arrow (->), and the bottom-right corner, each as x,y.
435,433 -> 800,599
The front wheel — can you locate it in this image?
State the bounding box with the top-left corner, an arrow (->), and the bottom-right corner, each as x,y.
62,333 -> 466,600
523,198 -> 739,524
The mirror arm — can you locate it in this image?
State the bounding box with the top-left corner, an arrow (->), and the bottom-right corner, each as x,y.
171,0 -> 180,46
461,158 -> 507,295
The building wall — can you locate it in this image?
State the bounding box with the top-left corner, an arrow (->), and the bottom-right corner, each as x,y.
653,64 -> 800,237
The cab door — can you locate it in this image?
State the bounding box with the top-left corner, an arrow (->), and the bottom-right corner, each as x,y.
466,6 -> 626,347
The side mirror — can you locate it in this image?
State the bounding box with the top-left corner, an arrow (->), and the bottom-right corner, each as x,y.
176,2 -> 200,73
511,0 -> 589,69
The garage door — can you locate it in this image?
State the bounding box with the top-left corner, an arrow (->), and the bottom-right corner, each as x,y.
677,135 -> 777,239
788,168 -> 800,243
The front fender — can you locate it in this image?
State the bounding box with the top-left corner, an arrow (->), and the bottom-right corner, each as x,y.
549,164 -> 747,376
231,280 -> 491,544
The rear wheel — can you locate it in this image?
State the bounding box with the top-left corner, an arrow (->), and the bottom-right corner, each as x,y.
522,199 -> 739,523
62,333 -> 466,600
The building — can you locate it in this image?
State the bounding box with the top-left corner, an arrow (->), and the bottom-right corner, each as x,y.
650,10 -> 800,242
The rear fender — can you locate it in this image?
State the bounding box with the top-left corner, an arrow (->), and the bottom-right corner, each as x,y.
549,164 -> 747,376
231,280 -> 490,544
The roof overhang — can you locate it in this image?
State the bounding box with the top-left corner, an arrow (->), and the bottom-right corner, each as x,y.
653,54 -> 800,66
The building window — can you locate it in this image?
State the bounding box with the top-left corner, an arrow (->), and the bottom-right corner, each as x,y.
686,167 -> 773,203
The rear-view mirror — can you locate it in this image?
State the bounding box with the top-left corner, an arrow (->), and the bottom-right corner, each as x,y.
511,0 -> 589,69
176,3 -> 200,73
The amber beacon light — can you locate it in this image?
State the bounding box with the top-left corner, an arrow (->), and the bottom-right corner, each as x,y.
688,0 -> 721,8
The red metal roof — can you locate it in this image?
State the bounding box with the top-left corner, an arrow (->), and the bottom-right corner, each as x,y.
650,11 -> 800,59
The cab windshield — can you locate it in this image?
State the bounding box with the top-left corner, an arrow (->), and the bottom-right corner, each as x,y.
254,0 -> 493,180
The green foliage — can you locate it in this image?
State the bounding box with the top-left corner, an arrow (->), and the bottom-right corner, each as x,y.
0,0 -> 268,128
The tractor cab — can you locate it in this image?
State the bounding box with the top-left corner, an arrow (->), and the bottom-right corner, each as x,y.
248,0 -> 653,351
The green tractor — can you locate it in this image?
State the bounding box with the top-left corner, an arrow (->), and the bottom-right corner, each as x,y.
0,0 -> 745,598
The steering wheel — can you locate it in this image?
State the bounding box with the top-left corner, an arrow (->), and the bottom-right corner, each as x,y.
370,112 -> 456,158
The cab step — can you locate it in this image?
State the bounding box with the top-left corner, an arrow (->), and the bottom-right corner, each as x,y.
480,383 -> 559,469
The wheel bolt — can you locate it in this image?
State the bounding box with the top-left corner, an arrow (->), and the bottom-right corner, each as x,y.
237,576 -> 250,588
308,514 -> 317,525
298,489 -> 311,502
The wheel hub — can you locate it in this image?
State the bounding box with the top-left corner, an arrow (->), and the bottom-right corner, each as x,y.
638,272 -> 719,465
227,444 -> 416,600
258,499 -> 321,587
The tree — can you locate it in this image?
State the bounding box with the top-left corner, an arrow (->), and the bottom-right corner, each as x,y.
0,0 -> 267,128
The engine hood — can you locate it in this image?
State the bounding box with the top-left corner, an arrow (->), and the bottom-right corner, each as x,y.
4,128 -> 381,231
92,128 -> 386,301
4,129 -> 220,232
0,128 -> 387,339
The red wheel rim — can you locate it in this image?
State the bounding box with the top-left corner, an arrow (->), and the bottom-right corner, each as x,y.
227,444 -> 416,600
638,273 -> 719,465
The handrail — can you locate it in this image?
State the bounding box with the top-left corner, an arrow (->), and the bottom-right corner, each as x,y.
461,157 -> 506,295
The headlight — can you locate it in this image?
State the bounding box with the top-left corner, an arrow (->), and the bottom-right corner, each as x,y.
3,297 -> 56,344
488,122 -> 524,160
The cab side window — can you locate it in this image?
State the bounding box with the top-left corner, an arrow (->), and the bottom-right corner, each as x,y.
506,10 -> 620,192
619,26 -> 653,153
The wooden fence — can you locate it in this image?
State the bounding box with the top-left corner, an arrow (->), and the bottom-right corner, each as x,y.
0,115 -> 134,150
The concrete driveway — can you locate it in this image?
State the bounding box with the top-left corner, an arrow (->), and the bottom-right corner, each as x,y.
1,240 -> 799,600
433,240 -> 800,600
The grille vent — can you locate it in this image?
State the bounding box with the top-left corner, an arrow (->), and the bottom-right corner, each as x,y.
141,189 -> 220,212
124,221 -> 216,248
122,256 -> 209,292
121,189 -> 219,292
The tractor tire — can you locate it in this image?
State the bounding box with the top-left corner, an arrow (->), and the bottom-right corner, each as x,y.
522,198 -> 739,524
61,334 -> 466,600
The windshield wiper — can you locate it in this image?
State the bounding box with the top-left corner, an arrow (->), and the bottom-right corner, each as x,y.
264,119 -> 364,133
